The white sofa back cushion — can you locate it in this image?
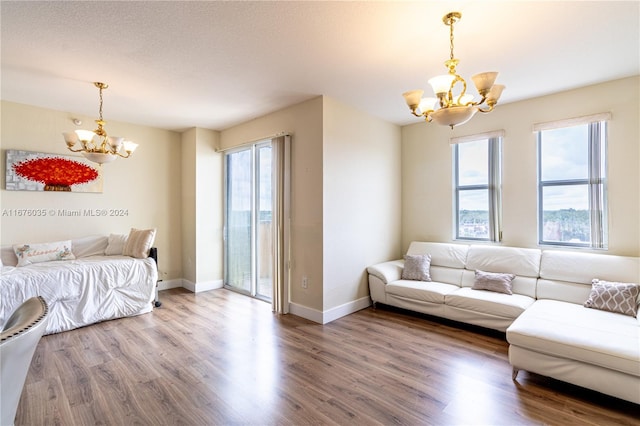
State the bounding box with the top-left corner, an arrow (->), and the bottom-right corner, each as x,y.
407,242 -> 468,268
538,250 -> 640,304
463,245 -> 541,298
406,242 -> 469,286
466,245 -> 542,277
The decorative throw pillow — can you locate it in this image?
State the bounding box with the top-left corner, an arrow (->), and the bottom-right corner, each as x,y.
13,240 -> 76,267
401,254 -> 432,281
584,279 -> 639,317
472,270 -> 516,295
122,228 -> 156,259
105,233 -> 128,255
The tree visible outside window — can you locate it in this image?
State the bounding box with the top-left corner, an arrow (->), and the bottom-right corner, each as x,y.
453,132 -> 502,241
536,116 -> 608,248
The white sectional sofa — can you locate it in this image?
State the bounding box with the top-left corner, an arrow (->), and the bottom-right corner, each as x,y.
367,242 -> 640,404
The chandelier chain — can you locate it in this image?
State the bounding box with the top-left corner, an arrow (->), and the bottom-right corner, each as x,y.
98,85 -> 104,121
449,18 -> 455,61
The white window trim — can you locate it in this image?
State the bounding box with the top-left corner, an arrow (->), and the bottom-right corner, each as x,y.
453,132 -> 503,242
536,117 -> 608,249
533,112 -> 611,132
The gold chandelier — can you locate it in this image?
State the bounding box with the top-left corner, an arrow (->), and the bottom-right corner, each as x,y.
403,12 -> 505,129
63,82 -> 138,164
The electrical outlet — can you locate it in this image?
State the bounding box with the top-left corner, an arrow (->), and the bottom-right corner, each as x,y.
302,276 -> 308,289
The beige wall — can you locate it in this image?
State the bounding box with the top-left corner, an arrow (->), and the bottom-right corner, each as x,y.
220,97 -> 325,311
220,96 -> 402,320
181,127 -> 223,288
181,128 -> 197,283
0,101 -> 183,279
401,76 -> 640,257
322,97 -> 401,310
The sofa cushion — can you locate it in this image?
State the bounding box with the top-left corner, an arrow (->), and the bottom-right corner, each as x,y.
539,250 -> 640,284
507,300 -> 640,377
407,242 -> 468,269
466,245 -> 541,277
538,251 -> 640,304
402,254 -> 432,281
386,280 -> 459,304
445,287 -> 534,319
472,270 -> 515,295
584,279 -> 639,317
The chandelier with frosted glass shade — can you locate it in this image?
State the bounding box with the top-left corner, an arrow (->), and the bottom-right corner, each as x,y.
63,82 -> 138,164
403,12 -> 505,129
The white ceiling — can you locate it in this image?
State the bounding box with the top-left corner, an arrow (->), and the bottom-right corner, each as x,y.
1,1 -> 638,132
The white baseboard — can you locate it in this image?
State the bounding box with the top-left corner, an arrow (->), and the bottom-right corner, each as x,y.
289,295 -> 372,324
321,296 -> 372,324
180,279 -> 223,293
288,303 -> 324,323
158,280 -> 371,324
157,279 -> 183,291
195,279 -> 224,293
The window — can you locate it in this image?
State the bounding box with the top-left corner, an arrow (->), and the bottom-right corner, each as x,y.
536,113 -> 609,248
452,131 -> 503,241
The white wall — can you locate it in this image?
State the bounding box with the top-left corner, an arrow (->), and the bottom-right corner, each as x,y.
323,96 -> 401,311
0,101 -> 183,279
402,76 -> 640,257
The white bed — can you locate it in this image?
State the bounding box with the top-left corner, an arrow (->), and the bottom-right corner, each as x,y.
0,234 -> 158,335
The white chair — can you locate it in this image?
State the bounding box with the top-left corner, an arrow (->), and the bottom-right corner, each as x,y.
0,296 -> 49,426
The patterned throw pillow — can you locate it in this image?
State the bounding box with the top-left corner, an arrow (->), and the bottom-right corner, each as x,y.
401,254 -> 432,281
472,270 -> 516,295
584,279 -> 639,317
13,240 -> 76,267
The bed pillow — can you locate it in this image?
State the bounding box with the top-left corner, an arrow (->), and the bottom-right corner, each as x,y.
105,233 -> 128,255
472,270 -> 516,295
13,240 -> 76,267
72,235 -> 108,258
401,254 -> 432,281
584,279 -> 639,317
122,228 -> 156,259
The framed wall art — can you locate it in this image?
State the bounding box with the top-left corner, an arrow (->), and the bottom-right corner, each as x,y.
5,149 -> 103,193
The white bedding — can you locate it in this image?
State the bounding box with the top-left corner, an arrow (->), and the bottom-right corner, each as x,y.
0,255 -> 157,335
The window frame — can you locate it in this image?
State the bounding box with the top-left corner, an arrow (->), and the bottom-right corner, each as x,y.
452,131 -> 503,242
536,116 -> 608,249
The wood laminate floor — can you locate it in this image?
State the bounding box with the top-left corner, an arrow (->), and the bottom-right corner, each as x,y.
15,288 -> 640,425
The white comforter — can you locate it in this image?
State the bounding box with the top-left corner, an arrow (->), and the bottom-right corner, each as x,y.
0,255 -> 157,334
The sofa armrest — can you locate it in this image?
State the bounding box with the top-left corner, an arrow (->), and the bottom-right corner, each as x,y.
367,260 -> 404,284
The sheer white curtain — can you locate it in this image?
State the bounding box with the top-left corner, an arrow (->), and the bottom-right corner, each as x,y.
271,135 -> 291,313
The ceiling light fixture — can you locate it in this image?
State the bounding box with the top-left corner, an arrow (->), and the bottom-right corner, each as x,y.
403,12 -> 505,129
63,82 -> 137,164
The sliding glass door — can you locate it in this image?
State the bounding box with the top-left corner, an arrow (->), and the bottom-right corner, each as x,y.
224,142 -> 273,301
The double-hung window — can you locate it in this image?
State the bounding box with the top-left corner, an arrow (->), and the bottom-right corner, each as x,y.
535,113 -> 609,248
452,131 -> 503,241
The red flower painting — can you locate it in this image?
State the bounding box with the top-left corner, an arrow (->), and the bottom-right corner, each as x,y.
13,157 -> 99,191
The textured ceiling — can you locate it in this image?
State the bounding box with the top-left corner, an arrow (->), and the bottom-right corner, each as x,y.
1,1 -> 638,132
